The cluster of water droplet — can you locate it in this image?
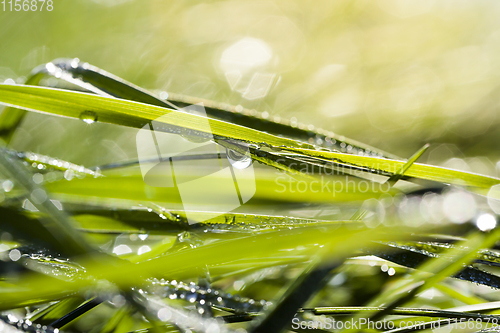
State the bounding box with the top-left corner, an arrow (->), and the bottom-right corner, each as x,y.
198,214 -> 325,234
24,253 -> 85,281
12,151 -> 101,180
214,101 -> 388,157
146,205 -> 182,223
375,241 -> 500,288
1,246 -> 84,282
0,314 -> 59,333
168,89 -> 385,157
147,279 -> 271,314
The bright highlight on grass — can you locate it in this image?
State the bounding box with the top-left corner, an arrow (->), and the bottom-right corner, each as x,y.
476,213 -> 497,232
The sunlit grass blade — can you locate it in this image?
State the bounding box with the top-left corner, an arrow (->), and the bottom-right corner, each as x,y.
0,58 -> 399,159
0,71 -> 46,143
1,84 -> 497,192
282,147 -> 500,193
385,143 -> 430,186
0,83 -> 312,150
70,209 -> 354,236
43,170 -> 390,205
303,306 -> 500,320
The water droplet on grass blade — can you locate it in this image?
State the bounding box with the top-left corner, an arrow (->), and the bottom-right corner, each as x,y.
187,292 -> 197,303
70,58 -> 80,69
9,249 -> 21,261
46,62 -> 56,74
2,180 -> 13,192
79,111 -> 98,124
227,149 -> 252,169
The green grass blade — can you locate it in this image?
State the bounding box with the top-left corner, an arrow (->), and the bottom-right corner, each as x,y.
283,147 -> 500,192
0,148 -> 93,256
0,83 -> 312,150
344,228 -> 500,333
385,143 -> 430,186
1,84 -> 496,191
0,70 -> 46,143
0,224 -> 417,310
0,59 -> 398,159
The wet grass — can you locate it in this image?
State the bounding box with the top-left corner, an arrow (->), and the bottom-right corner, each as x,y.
0,59 -> 499,333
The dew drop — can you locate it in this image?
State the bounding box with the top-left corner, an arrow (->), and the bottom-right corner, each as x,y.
157,307 -> 171,321
227,149 -> 252,169
159,91 -> 169,100
186,292 -> 197,303
79,111 -> 98,124
70,58 -> 80,69
2,180 -> 13,192
45,62 -> 56,74
31,188 -> 47,204
9,249 -> 21,261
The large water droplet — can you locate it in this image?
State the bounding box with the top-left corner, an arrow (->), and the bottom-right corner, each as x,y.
70,58 -> 80,69
79,111 -> 98,124
227,149 -> 252,169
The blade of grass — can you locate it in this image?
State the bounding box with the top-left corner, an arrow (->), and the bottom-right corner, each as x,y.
249,252 -> 338,333
303,306 -> 500,320
0,84 -> 496,191
49,297 -> 102,329
0,224 -> 418,310
350,143 -> 429,220
344,228 -> 500,333
385,144 -> 430,186
0,58 -> 398,159
0,148 -> 93,256
282,147 -> 500,193
368,242 -> 500,289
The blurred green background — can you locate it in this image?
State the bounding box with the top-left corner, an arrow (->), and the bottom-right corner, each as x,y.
1,0 -> 500,175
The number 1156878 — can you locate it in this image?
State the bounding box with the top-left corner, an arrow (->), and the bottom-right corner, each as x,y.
2,0 -> 53,11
